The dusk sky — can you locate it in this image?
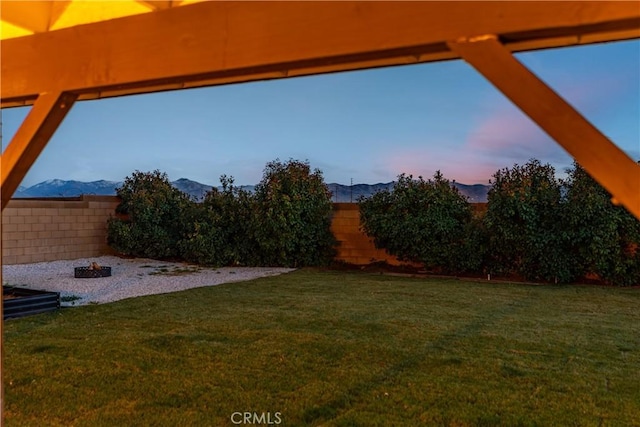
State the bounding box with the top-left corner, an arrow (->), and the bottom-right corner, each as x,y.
2,39 -> 639,188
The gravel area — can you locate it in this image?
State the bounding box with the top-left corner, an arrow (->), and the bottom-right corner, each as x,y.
2,256 -> 295,307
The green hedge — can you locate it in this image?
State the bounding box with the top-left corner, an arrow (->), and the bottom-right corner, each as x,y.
107,170 -> 196,259
359,160 -> 639,285
108,159 -> 639,285
483,160 -> 578,283
179,175 -> 255,266
108,160 -> 337,268
251,159 -> 337,267
563,162 -> 640,286
359,172 -> 484,274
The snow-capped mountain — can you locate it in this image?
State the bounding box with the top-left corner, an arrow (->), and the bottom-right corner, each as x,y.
13,179 -> 490,202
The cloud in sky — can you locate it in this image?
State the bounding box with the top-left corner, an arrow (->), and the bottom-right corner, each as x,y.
375,149 -> 494,185
465,105 -> 569,165
458,61 -> 637,178
366,42 -> 640,185
373,63 -> 638,185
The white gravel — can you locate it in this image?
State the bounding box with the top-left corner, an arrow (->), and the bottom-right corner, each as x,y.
2,256 -> 295,307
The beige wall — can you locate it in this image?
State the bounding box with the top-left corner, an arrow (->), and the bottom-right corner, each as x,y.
331,203 -> 408,266
2,197 -> 487,266
3,198 -> 398,266
2,196 -> 120,265
332,202 -> 488,266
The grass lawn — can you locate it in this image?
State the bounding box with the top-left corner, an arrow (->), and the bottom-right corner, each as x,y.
4,270 -> 640,426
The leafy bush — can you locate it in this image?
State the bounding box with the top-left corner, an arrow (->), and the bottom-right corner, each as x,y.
106,159 -> 639,285
107,170 -> 196,259
109,161 -> 336,268
251,159 -> 337,267
175,202 -> 223,266
483,159 -> 578,283
179,175 -> 256,266
564,162 -> 640,286
359,172 -> 483,274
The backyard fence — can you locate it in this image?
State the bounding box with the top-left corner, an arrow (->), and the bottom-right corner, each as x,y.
2,196 -> 120,265
1,196 -> 487,266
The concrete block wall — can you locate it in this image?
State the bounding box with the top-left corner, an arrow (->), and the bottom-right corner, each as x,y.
332,202 -> 488,266
2,198 -> 488,266
331,203 -> 408,266
2,196 -> 120,265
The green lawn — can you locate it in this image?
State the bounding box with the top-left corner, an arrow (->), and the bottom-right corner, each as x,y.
4,270 -> 640,426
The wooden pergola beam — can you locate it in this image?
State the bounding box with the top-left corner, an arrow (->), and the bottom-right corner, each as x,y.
135,1 -> 177,11
447,35 -> 640,219
2,1 -> 639,107
1,3 -> 638,214
1,92 -> 77,210
0,1 -> 70,34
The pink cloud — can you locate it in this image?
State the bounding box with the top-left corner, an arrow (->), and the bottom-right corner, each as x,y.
465,106 -> 565,161
376,146 -> 503,185
460,72 -> 628,170
465,63 -> 635,160
370,66 -> 635,185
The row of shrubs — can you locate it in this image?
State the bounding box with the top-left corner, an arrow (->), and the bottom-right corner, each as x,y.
359,159 -> 640,286
107,159 -> 337,268
108,157 -> 639,285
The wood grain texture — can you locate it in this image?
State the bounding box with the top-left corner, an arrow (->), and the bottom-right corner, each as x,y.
448,36 -> 640,219
2,1 -> 638,105
1,92 -> 78,210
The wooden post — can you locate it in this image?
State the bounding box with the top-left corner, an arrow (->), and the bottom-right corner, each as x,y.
1,91 -> 77,210
448,35 -> 640,219
1,92 -> 75,419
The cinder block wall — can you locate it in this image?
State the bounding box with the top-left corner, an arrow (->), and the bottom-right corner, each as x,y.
331,203 -> 408,265
2,198 -> 488,266
2,196 -> 120,265
332,202 -> 488,266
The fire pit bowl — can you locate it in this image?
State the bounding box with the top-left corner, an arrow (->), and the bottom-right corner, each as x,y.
74,266 -> 112,278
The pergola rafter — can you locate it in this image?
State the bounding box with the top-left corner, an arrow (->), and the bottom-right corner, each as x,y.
1,92 -> 78,210
0,1 -> 70,34
448,35 -> 640,218
2,1 -> 639,106
2,1 -> 637,216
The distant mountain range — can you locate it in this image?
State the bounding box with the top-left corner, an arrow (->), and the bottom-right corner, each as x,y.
16,179 -> 121,198
13,179 -> 254,201
327,182 -> 489,203
14,179 -> 490,202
